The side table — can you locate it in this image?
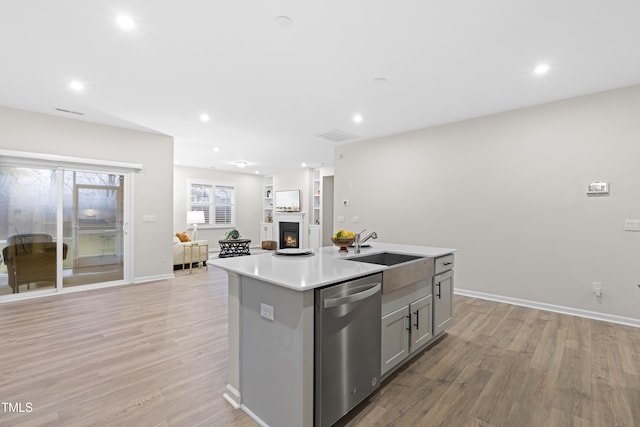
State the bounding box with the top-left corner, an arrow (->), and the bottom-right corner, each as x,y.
183,241 -> 209,274
218,239 -> 251,258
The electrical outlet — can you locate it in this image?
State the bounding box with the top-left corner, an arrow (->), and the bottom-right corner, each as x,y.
593,282 -> 602,297
343,199 -> 350,207
260,303 -> 274,321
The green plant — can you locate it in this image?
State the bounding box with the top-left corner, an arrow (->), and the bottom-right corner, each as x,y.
225,229 -> 241,240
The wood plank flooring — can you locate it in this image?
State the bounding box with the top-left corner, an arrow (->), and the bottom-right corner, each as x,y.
0,267 -> 638,426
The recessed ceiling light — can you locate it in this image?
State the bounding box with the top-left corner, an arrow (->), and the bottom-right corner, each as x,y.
212,146 -> 220,152
353,114 -> 363,123
274,16 -> 294,29
255,171 -> 260,174
234,161 -> 247,168
69,81 -> 85,91
116,15 -> 135,30
373,77 -> 387,84
199,113 -> 210,122
534,63 -> 550,75
301,162 -> 307,167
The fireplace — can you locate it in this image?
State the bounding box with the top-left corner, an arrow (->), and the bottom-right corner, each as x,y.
279,221 -> 299,249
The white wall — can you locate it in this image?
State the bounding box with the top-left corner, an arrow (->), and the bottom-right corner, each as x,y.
0,106 -> 174,281
272,168 -> 312,246
334,84 -> 640,320
173,165 -> 263,244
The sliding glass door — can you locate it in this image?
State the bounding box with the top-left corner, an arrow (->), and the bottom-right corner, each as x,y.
0,164 -> 129,298
63,171 -> 124,287
0,166 -> 58,296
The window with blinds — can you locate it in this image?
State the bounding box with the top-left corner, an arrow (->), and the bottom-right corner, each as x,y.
189,181 -> 235,226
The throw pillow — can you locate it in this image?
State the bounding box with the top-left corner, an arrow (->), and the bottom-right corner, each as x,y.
176,231 -> 191,242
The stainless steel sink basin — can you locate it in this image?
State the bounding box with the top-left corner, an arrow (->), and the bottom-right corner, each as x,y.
346,252 -> 424,266
346,252 -> 435,293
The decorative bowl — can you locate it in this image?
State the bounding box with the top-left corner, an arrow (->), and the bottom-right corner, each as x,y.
332,237 -> 355,252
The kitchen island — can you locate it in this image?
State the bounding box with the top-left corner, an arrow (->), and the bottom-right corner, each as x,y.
210,242 -> 456,427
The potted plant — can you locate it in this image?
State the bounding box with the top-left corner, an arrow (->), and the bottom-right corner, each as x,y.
225,229 -> 241,240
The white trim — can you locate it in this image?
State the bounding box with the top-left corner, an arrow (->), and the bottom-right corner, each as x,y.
0,149 -> 143,171
240,404 -> 270,427
56,168 -> 64,291
455,288 -> 640,328
223,384 -> 241,409
125,172 -> 135,283
134,274 -> 175,284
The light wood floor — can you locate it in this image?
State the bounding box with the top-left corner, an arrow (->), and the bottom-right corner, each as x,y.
0,267 -> 638,427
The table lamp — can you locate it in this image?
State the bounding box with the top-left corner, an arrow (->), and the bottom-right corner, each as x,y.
187,210 -> 205,242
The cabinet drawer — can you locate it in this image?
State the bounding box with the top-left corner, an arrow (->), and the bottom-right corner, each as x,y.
434,254 -> 454,275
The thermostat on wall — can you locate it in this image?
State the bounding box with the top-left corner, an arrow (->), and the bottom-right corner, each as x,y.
587,181 -> 609,194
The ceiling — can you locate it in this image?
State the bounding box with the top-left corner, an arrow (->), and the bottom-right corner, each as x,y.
1,1 -> 640,175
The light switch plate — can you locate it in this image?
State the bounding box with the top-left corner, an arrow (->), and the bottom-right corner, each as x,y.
587,181 -> 609,194
624,219 -> 640,231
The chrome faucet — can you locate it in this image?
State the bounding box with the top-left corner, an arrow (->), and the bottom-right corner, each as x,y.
360,231 -> 377,244
354,230 -> 377,254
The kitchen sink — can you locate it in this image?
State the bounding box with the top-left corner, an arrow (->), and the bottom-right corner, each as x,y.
346,252 -> 425,266
346,252 -> 434,294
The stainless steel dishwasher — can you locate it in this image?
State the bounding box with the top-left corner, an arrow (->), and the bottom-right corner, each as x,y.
314,273 -> 382,427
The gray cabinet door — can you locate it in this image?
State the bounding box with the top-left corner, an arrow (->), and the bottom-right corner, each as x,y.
381,305 -> 409,375
409,294 -> 432,352
433,270 -> 454,336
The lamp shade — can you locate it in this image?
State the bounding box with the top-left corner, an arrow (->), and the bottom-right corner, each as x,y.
187,210 -> 205,225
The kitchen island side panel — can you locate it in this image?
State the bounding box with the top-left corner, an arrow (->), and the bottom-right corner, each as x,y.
240,276 -> 314,427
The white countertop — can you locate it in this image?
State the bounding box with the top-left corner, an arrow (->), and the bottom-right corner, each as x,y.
209,242 -> 457,291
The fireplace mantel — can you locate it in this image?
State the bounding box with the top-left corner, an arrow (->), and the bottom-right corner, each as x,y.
273,212 -> 306,249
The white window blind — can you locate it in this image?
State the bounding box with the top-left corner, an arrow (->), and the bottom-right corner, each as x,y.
189,181 -> 235,227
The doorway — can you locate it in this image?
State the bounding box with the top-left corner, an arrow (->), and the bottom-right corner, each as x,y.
64,171 -> 125,287
322,176 -> 335,247
0,165 -> 129,297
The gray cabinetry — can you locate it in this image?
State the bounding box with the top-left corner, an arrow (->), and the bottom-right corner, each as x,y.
380,278 -> 433,376
433,255 -> 454,336
381,306 -> 410,376
409,294 -> 433,351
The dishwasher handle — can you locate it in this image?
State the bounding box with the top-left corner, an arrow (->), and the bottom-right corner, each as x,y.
323,283 -> 381,308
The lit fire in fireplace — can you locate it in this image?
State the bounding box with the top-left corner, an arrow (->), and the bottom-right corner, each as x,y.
284,233 -> 297,247
279,221 -> 300,249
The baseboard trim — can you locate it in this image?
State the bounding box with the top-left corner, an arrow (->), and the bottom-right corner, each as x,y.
455,288 -> 640,328
134,274 -> 174,284
240,404 -> 269,427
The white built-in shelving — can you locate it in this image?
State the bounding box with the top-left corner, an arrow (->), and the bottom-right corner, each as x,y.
308,169 -> 322,248
263,175 -> 273,223
260,175 -> 274,242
